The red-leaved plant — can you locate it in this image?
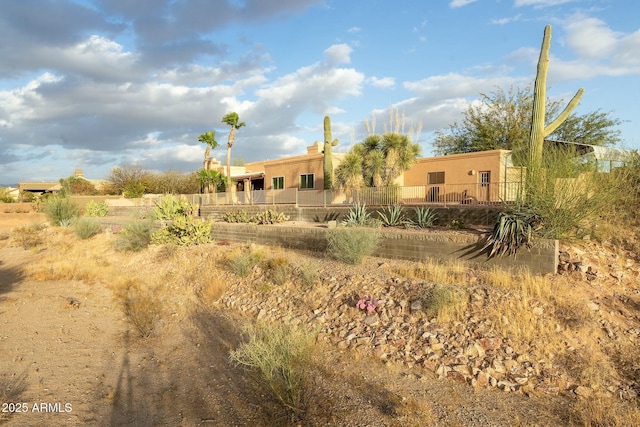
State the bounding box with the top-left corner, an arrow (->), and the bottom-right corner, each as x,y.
356,295 -> 379,313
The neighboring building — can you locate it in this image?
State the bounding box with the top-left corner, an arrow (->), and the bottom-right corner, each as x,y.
18,181 -> 60,195
403,150 -> 521,204
214,141 -> 345,192
206,140 -> 631,206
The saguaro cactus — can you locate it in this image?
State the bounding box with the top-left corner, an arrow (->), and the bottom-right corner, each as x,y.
323,115 -> 339,189
528,24 -> 584,175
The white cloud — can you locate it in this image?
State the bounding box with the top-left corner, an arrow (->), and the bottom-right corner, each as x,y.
514,0 -> 574,6
324,44 -> 353,65
450,0 -> 477,8
491,14 -> 522,25
368,77 -> 396,88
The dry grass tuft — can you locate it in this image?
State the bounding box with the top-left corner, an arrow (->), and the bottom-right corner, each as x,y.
571,395 -> 640,427
391,257 -> 470,285
113,278 -> 162,338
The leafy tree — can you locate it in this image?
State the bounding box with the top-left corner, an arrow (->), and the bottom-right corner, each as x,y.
145,171 -> 200,194
335,133 -> 421,188
107,165 -> 150,197
221,112 -> 246,193
432,86 -> 622,160
59,175 -> 98,196
198,130 -> 218,164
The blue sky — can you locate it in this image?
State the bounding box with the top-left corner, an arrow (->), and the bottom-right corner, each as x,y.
1,0 -> 639,185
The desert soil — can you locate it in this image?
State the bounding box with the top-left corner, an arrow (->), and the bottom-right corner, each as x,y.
0,211 -> 621,426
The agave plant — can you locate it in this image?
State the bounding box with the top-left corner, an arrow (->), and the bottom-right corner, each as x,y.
482,200 -> 542,258
377,205 -> 406,227
342,202 -> 371,227
413,206 -> 438,228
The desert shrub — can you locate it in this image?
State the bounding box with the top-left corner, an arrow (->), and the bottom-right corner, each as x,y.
230,253 -> 262,277
0,371 -> 28,423
377,204 -> 406,227
326,227 -> 379,265
413,206 -> 438,228
40,196 -> 81,226
151,216 -> 212,246
222,210 -> 251,223
84,200 -> 109,217
114,220 -> 153,252
262,257 -> 292,285
295,264 -> 318,287
119,280 -> 161,338
252,210 -> 289,225
13,223 -> 46,249
0,187 -> 15,203
423,283 -> 468,324
73,217 -> 102,239
230,321 -> 316,421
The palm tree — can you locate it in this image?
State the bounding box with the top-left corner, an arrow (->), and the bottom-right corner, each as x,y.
221,112 -> 246,192
196,169 -> 225,194
198,131 -> 218,169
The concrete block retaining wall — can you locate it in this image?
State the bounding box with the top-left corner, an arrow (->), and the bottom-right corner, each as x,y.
201,205 -> 502,227
210,223 -> 558,275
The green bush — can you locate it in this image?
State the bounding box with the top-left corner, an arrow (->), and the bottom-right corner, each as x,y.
151,216 -> 212,246
229,321 -> 316,421
84,200 -> 109,217
41,196 -> 81,226
326,227 -> 379,265
114,220 -> 154,252
73,217 -> 102,239
123,180 -> 145,198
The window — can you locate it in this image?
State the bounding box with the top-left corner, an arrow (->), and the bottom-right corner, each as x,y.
299,173 -> 314,189
272,176 -> 284,190
427,171 -> 445,185
480,171 -> 490,187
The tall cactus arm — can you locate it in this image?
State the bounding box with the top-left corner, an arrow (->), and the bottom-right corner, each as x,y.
528,24 -> 584,170
544,88 -> 584,136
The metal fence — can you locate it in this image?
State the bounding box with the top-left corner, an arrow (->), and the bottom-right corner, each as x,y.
182,181 -> 523,207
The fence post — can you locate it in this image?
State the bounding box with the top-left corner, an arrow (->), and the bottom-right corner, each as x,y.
295,188 -> 299,208
443,184 -> 447,207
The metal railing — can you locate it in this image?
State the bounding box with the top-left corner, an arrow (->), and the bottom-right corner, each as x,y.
185,181 -> 523,207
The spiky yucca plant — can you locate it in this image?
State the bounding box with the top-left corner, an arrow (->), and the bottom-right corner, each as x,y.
482,200 -> 542,258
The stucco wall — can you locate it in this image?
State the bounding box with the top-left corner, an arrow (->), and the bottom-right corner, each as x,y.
210,223 -> 558,275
